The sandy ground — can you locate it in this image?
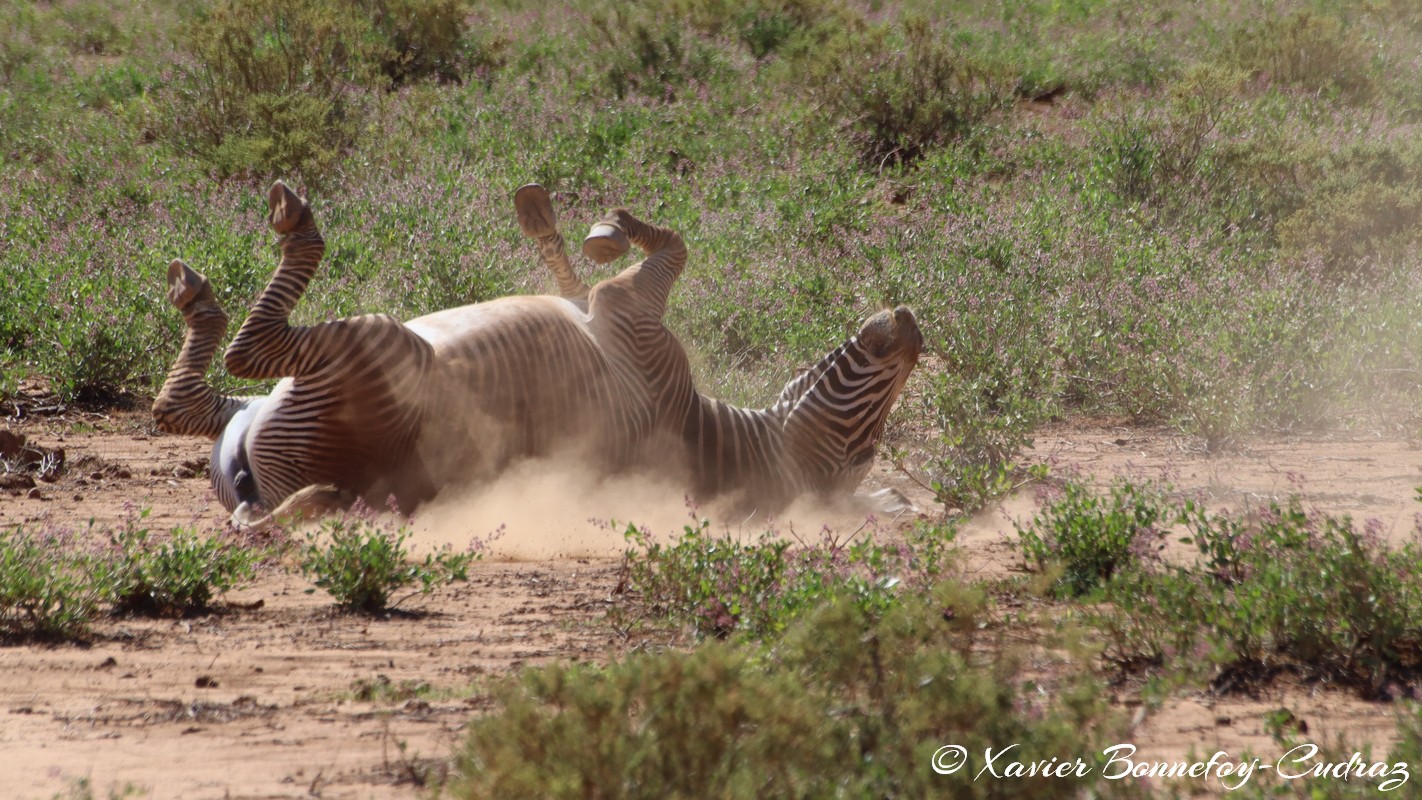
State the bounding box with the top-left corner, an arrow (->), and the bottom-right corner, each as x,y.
1,410 -> 1419,798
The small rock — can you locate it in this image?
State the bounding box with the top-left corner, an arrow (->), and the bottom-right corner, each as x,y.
97,657 -> 118,671
195,675 -> 219,689
0,430 -> 25,459
174,466 -> 196,479
114,468 -> 132,480
25,487 -> 43,501
0,474 -> 35,491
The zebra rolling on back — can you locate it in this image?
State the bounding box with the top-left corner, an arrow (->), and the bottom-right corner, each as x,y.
152,182 -> 921,525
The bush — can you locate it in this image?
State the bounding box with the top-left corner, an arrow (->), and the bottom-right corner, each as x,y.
805,16 -> 1019,166
105,516 -> 261,617
448,589 -> 1132,799
0,526 -> 108,638
1276,182 -> 1422,278
1225,11 -> 1376,104
1016,477 -> 1169,599
163,0 -> 477,179
298,509 -> 477,613
587,6 -> 727,101
1098,490 -> 1422,695
620,516 -> 955,640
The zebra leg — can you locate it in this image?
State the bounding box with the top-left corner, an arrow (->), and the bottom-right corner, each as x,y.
514,184 -> 590,301
583,208 -> 686,322
152,259 -> 248,440
222,181 -> 330,380
232,483 -> 352,530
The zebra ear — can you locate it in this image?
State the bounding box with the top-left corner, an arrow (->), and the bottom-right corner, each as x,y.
267,180 -> 308,234
166,259 -> 207,310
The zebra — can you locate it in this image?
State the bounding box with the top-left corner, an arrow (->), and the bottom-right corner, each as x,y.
152,181 -> 920,525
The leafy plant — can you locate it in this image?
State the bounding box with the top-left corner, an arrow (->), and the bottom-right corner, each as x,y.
298,510 -> 477,613
448,588 -> 1131,799
620,516 -> 956,640
0,526 -> 108,638
105,514 -> 261,617
1095,487 -> 1422,694
805,15 -> 1019,166
1016,477 -> 1169,598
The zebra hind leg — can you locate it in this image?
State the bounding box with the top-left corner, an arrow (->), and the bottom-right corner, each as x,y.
514,184 -> 591,300
232,483 -> 352,530
152,259 -> 246,439
581,212 -> 632,265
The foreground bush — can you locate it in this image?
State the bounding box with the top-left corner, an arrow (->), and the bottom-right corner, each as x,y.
1106,497 -> 1422,695
621,516 -> 955,640
105,517 -> 261,616
1020,477 -> 1422,695
0,527 -> 108,638
298,509 -> 477,613
448,589 -> 1133,799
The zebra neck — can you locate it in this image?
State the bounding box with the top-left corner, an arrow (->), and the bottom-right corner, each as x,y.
680,393 -> 791,503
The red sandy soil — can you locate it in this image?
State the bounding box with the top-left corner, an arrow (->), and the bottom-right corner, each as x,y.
1,409 -> 1418,798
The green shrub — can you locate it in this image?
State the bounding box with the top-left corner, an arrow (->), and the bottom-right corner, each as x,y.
916,370 -> 1052,513
805,16 -> 1019,166
1225,11 -> 1376,103
0,526 -> 108,638
588,6 -> 727,101
360,0 -> 475,86
1016,477 -> 1170,599
449,589 -> 1132,799
1277,182 -> 1422,278
1099,491 -> 1422,694
1090,64 -> 1247,216
298,510 -> 476,613
162,0 -> 478,179
105,516 -> 261,617
621,517 -> 955,640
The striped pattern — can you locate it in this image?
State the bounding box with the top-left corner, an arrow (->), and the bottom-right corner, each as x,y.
152,182 -> 919,524
678,306 -> 921,509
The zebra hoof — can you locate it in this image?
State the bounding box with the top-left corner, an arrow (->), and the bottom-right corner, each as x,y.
166,259 -> 213,311
514,184 -> 557,239
583,223 -> 630,264
861,487 -> 918,515
267,180 -> 310,234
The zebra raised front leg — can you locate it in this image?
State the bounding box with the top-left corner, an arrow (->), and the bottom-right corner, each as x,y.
152,259 -> 247,439
514,184 -> 591,302
223,181 -> 331,380
582,208 -> 685,324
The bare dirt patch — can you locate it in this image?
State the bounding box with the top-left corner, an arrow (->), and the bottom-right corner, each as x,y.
2,413 -> 1418,798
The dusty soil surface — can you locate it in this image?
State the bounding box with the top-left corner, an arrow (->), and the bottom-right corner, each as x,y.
1,410 -> 1419,798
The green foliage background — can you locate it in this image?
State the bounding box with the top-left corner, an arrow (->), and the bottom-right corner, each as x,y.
4,0 -> 1421,489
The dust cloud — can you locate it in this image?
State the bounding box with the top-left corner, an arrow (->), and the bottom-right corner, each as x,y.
407,457 -> 895,561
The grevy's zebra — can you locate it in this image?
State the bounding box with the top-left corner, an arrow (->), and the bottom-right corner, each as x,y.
152,182 -> 920,525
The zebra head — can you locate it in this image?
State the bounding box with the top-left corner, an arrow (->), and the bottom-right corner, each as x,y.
781,305 -> 922,496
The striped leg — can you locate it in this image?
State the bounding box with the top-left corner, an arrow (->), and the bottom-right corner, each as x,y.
223,181 -> 336,380
514,184 -> 591,301
152,259 -> 248,439
583,208 -> 685,324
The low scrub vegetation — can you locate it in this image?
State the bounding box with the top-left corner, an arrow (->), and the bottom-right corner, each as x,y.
298,506 -> 478,613
619,514 -> 955,639
449,589 -> 1132,799
0,504 -> 479,635
1018,477 -> 1422,695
